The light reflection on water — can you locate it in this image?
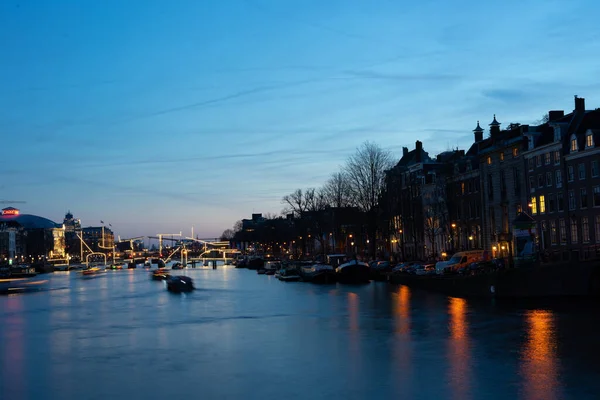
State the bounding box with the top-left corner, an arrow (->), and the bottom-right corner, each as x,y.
447,297 -> 471,400
521,310 -> 560,400
1,270 -> 600,400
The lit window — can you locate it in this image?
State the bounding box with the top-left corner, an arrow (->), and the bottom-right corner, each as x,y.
587,133 -> 594,148
539,195 -> 546,213
571,218 -> 578,244
571,135 -> 578,152
500,152 -> 504,162
544,153 -> 551,165
461,182 -> 465,195
530,197 -> 537,215
487,156 -> 492,165
553,150 -> 560,165
513,148 -> 519,157
582,217 -> 590,243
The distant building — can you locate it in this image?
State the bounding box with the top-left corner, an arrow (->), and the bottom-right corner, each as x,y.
82,226 -> 114,253
0,207 -> 65,262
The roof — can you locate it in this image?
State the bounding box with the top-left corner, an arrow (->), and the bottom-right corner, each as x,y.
489,114 -> 501,126
0,213 -> 61,229
473,121 -> 484,132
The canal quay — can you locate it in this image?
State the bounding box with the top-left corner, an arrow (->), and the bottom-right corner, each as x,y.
2,267 -> 600,400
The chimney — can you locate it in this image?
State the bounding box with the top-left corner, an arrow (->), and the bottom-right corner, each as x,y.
402,147 -> 408,157
574,95 -> 585,112
489,114 -> 501,138
548,110 -> 564,122
415,140 -> 423,162
473,121 -> 484,143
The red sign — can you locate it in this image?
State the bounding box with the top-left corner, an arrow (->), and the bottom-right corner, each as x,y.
1,208 -> 20,216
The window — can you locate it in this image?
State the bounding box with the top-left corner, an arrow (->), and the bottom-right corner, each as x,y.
582,217 -> 590,243
536,155 -> 542,167
571,135 -> 578,152
516,204 -> 522,214
559,218 -> 567,243
571,218 -> 578,244
568,190 -> 576,210
461,182 -> 465,195
548,194 -> 555,213
596,216 -> 600,244
579,163 -> 586,180
550,220 -> 557,245
513,147 -> 519,157
487,156 -> 492,165
557,193 -> 564,212
538,174 -> 544,188
539,195 -> 546,213
555,170 -> 563,188
544,153 -> 551,165
568,166 -> 574,181
514,168 -> 521,195
546,171 -> 552,187
554,150 -> 560,165
581,188 -> 588,208
500,152 -> 504,162
529,176 -> 535,192
531,196 -> 537,215
592,161 -> 599,177
528,158 -> 534,171
587,133 -> 594,148
594,186 -> 600,207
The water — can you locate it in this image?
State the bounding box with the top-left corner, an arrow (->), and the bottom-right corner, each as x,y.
1,268 -> 600,400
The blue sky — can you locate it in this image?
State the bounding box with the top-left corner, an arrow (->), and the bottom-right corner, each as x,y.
2,0 -> 600,239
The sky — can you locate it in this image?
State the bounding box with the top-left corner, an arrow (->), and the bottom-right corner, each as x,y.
2,0 -> 600,239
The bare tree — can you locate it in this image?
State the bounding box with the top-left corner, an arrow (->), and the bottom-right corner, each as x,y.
343,141 -> 394,256
344,141 -> 394,213
282,188 -> 308,217
422,176 -> 449,259
233,220 -> 243,233
220,229 -> 235,241
322,172 -> 353,208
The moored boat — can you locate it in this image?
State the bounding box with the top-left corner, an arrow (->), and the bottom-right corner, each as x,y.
336,259 -> 370,284
166,275 -> 195,293
300,264 -> 337,284
277,268 -> 301,282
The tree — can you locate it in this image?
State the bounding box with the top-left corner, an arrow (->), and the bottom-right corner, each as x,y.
322,172 -> 353,208
282,188 -> 309,218
343,141 -> 394,256
220,229 -> 235,241
233,220 -> 243,233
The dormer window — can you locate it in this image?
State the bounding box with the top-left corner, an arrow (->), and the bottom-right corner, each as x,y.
487,156 -> 492,165
586,131 -> 594,148
570,134 -> 578,152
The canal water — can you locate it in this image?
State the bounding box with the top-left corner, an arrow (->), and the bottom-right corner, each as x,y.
1,267 -> 600,400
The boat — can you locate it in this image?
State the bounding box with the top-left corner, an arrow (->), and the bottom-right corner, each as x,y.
0,265 -> 38,279
166,275 -> 195,293
277,268 -> 301,282
0,277 -> 48,294
336,259 -> 370,284
151,268 -> 171,280
106,264 -> 123,270
171,262 -> 185,270
247,257 -> 264,270
81,267 -> 106,277
389,259 -> 600,299
257,269 -> 266,275
265,269 -> 276,275
300,264 -> 337,284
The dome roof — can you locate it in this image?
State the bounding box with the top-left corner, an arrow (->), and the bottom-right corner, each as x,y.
0,213 -> 61,229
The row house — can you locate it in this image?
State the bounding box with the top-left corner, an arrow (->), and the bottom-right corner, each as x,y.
524,96 -> 600,262
385,141 -> 462,260
446,124 -> 484,252
478,116 -> 528,259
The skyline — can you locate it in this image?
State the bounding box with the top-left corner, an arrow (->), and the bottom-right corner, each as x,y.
3,0 -> 600,238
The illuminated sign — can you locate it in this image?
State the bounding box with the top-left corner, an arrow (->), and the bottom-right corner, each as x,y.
1,208 -> 20,216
